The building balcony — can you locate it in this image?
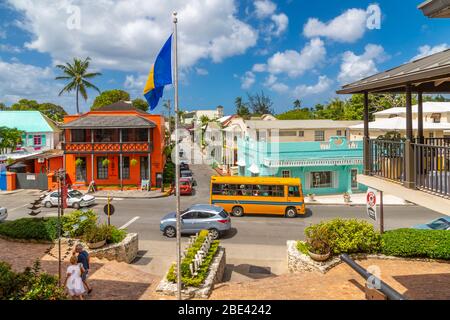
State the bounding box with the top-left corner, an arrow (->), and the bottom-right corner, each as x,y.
63,142 -> 153,154
359,138 -> 450,215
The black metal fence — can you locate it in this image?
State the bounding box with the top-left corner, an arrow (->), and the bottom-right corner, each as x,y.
368,139 -> 405,184
368,139 -> 450,198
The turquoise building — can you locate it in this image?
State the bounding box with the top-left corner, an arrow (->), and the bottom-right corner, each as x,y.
237,136 -> 367,195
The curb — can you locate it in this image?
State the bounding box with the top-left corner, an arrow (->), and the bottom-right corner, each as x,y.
94,191 -> 173,200
305,202 -> 414,206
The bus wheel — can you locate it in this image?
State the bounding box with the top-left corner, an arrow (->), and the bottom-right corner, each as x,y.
231,206 -> 244,217
285,207 -> 297,218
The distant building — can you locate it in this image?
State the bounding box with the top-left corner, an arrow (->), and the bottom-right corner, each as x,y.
349,102 -> 450,140
238,136 -> 365,195
183,106 -> 224,125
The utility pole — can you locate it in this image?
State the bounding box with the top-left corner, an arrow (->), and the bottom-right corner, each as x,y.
173,11 -> 182,301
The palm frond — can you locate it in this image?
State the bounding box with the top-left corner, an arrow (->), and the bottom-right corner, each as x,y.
82,79 -> 101,93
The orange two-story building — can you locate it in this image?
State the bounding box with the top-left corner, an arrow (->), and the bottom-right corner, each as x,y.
61,101 -> 165,189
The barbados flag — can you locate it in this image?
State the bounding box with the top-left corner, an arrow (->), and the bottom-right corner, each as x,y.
143,35 -> 173,111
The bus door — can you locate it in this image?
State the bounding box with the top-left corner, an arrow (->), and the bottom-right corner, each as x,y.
287,185 -> 301,203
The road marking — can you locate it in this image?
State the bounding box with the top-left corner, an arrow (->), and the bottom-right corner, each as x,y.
96,197 -> 124,201
9,204 -> 29,212
119,216 -> 140,229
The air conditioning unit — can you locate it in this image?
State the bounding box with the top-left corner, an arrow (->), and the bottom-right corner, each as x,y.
37,158 -> 45,163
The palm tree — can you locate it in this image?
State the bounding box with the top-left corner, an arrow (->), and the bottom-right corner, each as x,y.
55,57 -> 102,114
293,99 -> 302,110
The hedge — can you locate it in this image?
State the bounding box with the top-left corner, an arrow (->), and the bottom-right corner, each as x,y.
0,218 -> 58,241
381,228 -> 450,260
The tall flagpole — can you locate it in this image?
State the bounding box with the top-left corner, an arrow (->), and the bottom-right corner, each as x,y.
173,11 -> 182,301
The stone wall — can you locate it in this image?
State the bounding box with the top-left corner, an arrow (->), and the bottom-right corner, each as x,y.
156,246 -> 226,299
287,240 -> 341,274
88,233 -> 138,264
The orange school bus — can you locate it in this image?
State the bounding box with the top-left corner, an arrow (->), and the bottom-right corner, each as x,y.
209,176 -> 305,218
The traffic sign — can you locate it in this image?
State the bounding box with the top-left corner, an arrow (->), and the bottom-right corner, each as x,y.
103,203 -> 115,216
366,188 -> 378,221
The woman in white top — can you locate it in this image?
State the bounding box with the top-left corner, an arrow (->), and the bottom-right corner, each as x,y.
64,255 -> 86,300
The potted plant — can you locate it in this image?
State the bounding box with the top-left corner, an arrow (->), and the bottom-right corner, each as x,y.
306,239 -> 331,262
130,158 -> 138,167
307,193 -> 316,202
102,158 -> 110,167
83,225 -> 107,249
343,192 -> 351,204
75,158 -> 84,167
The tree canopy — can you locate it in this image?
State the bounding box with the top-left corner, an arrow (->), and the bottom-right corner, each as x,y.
91,89 -> 130,110
0,126 -> 23,154
5,99 -> 68,122
131,98 -> 149,112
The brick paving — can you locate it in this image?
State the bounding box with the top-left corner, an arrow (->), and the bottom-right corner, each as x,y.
1,239 -> 449,300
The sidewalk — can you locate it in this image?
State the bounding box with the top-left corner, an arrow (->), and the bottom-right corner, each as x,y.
93,188 -> 171,199
305,193 -> 412,206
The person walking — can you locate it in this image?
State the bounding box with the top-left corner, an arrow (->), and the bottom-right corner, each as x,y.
74,244 -> 93,294
64,255 -> 86,300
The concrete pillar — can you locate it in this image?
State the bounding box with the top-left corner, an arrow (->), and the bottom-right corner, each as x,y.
404,84 -> 415,189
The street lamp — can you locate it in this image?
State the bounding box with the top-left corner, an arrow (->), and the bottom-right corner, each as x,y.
55,168 -> 66,285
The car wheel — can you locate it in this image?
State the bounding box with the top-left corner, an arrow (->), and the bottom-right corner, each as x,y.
285,207 -> 297,218
44,201 -> 53,208
231,206 -> 244,217
72,202 -> 81,209
209,228 -> 220,240
164,226 -> 176,238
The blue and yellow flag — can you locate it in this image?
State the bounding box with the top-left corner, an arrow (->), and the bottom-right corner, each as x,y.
143,35 -> 173,111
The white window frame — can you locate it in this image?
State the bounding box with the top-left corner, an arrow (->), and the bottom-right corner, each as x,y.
310,171 -> 334,189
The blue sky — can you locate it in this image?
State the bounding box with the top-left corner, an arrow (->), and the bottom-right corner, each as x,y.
0,0 -> 449,115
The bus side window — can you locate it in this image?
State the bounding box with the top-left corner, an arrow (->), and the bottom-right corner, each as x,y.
212,184 -> 223,195
288,186 -> 300,197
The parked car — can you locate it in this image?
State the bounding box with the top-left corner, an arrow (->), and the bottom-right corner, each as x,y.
413,217 -> 450,230
179,178 -> 193,196
160,204 -> 231,240
180,169 -> 194,184
0,206 -> 7,222
180,162 -> 189,171
43,190 -> 96,209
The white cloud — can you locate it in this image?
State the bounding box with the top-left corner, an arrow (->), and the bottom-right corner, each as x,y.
0,43 -> 22,53
7,0 -> 258,72
241,71 -> 256,89
195,67 -> 209,76
254,0 -> 277,19
267,38 -> 326,77
338,44 -> 388,84
293,75 -> 333,97
124,74 -> 148,91
263,74 -> 289,93
303,7 -> 374,43
411,44 -> 449,61
252,63 -> 267,72
270,13 -> 288,37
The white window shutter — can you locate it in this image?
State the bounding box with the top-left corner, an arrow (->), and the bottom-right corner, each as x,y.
305,172 -> 311,189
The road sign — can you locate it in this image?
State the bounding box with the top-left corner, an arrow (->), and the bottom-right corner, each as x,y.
103,203 -> 115,216
366,188 -> 378,221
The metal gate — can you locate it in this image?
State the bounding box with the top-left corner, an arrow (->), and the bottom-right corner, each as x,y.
15,173 -> 48,190
0,172 -> 6,190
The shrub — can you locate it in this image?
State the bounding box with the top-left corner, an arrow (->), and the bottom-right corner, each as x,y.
0,217 -> 58,241
305,219 -> 382,255
62,210 -> 97,238
167,230 -> 220,287
83,225 -> 107,243
381,229 -> 450,260
83,224 -> 127,244
108,226 -> 127,244
0,260 -> 66,300
296,241 -> 308,255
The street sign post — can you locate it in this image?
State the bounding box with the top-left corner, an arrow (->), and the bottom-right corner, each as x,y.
366,188 -> 378,222
103,197 -> 115,226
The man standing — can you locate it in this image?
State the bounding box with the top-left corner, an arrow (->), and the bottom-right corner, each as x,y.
74,244 -> 93,294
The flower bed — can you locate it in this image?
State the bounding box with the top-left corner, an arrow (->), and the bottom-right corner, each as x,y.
156,230 -> 226,298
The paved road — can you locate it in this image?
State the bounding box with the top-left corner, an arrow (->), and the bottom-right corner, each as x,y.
0,165 -> 446,280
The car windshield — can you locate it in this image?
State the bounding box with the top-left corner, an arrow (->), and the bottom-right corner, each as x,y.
68,190 -> 83,198
180,181 -> 190,186
218,210 -> 229,219
427,219 -> 450,230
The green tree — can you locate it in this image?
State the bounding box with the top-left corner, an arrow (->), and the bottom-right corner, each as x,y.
0,126 -> 23,153
132,98 -> 149,112
0,102 -> 10,110
247,91 -> 274,116
91,89 -> 130,110
235,96 -> 250,119
277,108 -> 313,120
9,99 -> 67,122
293,99 -> 302,110
55,57 -> 102,114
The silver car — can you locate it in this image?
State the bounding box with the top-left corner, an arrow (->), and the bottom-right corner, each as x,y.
0,206 -> 7,222
43,190 -> 96,209
160,204 -> 231,240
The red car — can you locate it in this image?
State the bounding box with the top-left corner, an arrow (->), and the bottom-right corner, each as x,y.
179,178 -> 193,195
